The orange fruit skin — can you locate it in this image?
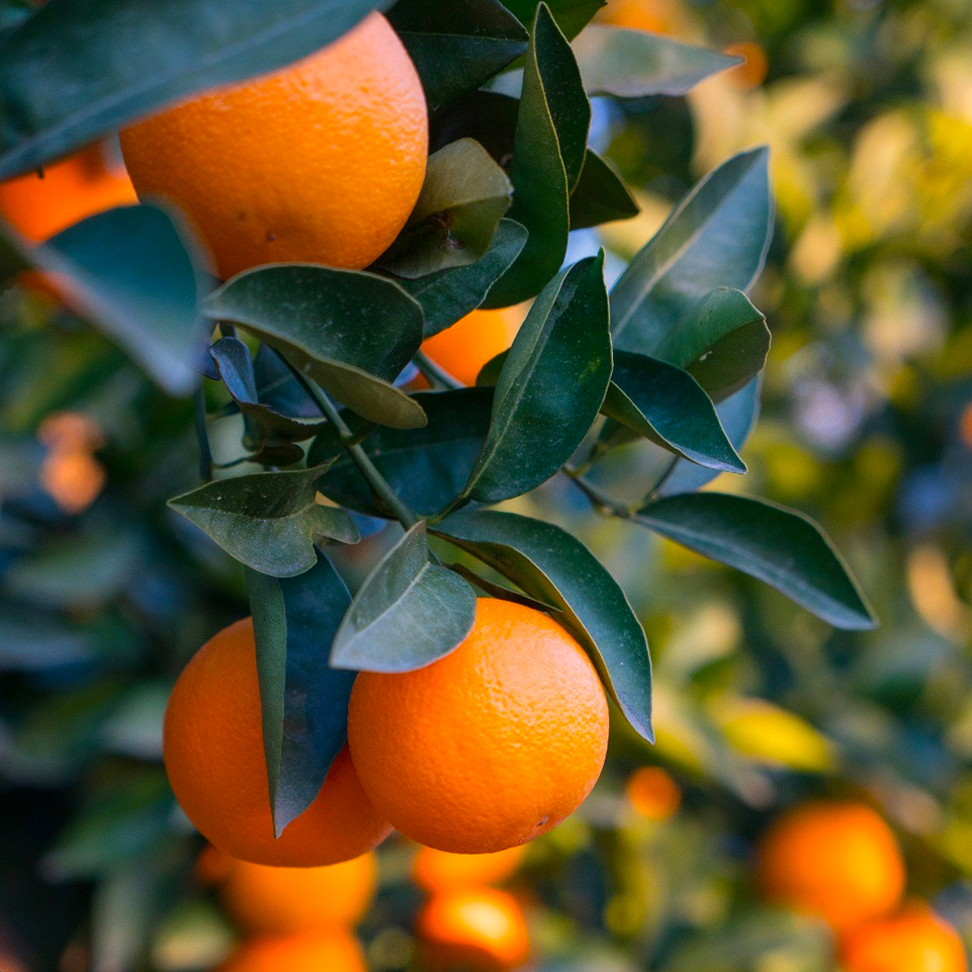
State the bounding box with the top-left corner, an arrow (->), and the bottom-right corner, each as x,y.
163,618 -> 392,866
413,844 -> 527,894
119,13 -> 427,280
840,902 -> 968,972
421,307 -> 524,387
348,598 -> 609,854
755,801 -> 906,933
216,929 -> 367,972
417,887 -> 530,972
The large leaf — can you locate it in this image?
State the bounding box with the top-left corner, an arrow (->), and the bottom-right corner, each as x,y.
169,466 -> 359,577
207,264 -> 426,429
331,521 -> 477,672
500,0 -> 604,38
0,0 -> 389,178
246,556 -> 355,834
634,492 -> 877,630
601,350 -> 746,473
434,509 -> 653,741
570,149 -> 639,230
573,25 -> 742,98
380,139 -> 512,278
430,90 -> 520,163
388,0 -> 527,111
611,147 -> 773,356
464,253 -> 611,502
310,388 -> 494,517
484,4 -> 590,307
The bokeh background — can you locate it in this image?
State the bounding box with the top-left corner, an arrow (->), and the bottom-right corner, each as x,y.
2,0 -> 972,969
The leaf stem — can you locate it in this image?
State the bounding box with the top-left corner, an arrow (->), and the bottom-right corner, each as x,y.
645,456 -> 680,501
193,385 -> 214,482
414,350 -> 464,391
562,465 -> 632,518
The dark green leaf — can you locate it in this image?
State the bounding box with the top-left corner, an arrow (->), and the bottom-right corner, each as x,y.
0,0 -> 390,178
445,562 -> 563,615
207,264 -> 427,429
380,139 -> 512,278
331,521 -> 477,672
388,0 -> 527,111
501,0 -> 604,39
430,90 -> 520,163
611,147 -> 773,356
434,509 -> 653,741
634,492 -> 877,630
169,466 -> 359,577
465,253 -> 611,502
573,25 -> 742,98
246,556 -> 356,834
570,150 -> 639,230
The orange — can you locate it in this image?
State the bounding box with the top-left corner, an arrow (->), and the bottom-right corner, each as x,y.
0,141 -> 137,242
597,0 -> 680,33
163,618 -> 391,866
840,901 -> 967,972
216,929 -> 366,972
120,13 -> 427,279
421,306 -> 524,387
205,846 -> 377,933
756,801 -> 906,933
417,888 -> 530,972
413,845 -> 527,893
348,598 -> 609,854
625,767 -> 681,821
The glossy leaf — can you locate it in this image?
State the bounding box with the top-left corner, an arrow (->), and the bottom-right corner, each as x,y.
501,0 -> 604,38
388,0 -> 527,111
207,264 -> 427,429
465,253 -> 611,502
169,466 -> 359,577
246,556 -> 355,834
430,90 -> 520,164
634,492 -> 877,630
434,509 -> 653,741
331,521 -> 477,672
611,147 -> 773,356
570,150 -> 639,230
0,0 -> 389,178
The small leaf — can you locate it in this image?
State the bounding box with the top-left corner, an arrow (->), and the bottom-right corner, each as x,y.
380,139 -> 512,278
465,253 -> 611,502
207,264 -> 427,429
501,0 -> 604,38
434,509 -> 653,741
601,350 -> 746,473
573,25 -> 742,98
246,556 -> 356,834
169,466 -> 359,577
570,150 -> 639,230
388,0 -> 527,111
331,521 -> 477,672
634,492 -> 877,630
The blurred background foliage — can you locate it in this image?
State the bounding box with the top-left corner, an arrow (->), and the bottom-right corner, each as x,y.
2,0 -> 972,970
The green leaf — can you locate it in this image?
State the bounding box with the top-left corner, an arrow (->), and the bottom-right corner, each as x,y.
601,350 -> 746,473
634,492 -> 877,630
331,521 -> 477,672
434,509 -> 653,741
380,139 -> 513,278
310,388 -> 494,517
570,149 -> 639,230
445,562 -> 563,615
207,264 -> 427,429
169,466 -> 359,577
485,4 -> 590,307
398,219 -> 527,338
246,556 -> 356,835
611,147 -> 773,356
388,0 -> 527,111
573,25 -> 742,98
465,253 -> 611,502
0,0 -> 390,178
430,91 -> 520,167
500,0 -> 604,39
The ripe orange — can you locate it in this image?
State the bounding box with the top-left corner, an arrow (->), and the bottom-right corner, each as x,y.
164,618 -> 391,866
216,929 -> 366,972
205,846 -> 377,934
413,845 -> 527,893
840,901 -> 967,972
120,13 -> 427,279
417,887 -> 530,972
755,801 -> 906,933
348,598 -> 609,854
597,0 -> 679,33
0,142 -> 137,242
625,767 -> 682,821
421,306 -> 524,387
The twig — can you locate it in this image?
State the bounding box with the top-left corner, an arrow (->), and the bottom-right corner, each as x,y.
193,385 -> 214,482
414,350 -> 464,391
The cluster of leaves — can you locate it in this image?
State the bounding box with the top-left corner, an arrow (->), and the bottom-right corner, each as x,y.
0,0 -> 876,843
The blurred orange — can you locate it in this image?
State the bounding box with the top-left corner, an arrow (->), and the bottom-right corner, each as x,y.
960,402 -> 972,448
840,901 -> 967,972
756,801 -> 906,933
216,929 -> 366,972
596,0 -> 678,34
38,412 -> 106,515
724,42 -> 768,90
417,887 -> 530,972
413,845 -> 526,893
420,306 -> 524,387
39,412 -> 105,453
625,766 -> 682,821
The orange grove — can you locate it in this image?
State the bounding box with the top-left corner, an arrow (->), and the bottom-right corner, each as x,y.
421,306 -> 526,387
216,929 -> 367,972
625,767 -> 682,821
163,618 -> 391,866
413,844 -> 527,894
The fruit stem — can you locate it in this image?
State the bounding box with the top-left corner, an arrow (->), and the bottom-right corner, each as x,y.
413,350 -> 464,391
193,385 -> 214,482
